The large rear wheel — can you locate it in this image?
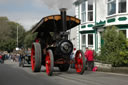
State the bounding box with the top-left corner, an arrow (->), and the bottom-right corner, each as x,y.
45,49 -> 54,76
75,50 -> 86,74
31,43 -> 42,72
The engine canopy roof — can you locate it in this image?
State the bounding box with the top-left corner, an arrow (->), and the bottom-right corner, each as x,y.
31,15 -> 80,33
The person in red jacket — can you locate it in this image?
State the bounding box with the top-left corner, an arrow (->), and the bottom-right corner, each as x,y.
85,47 -> 94,71
84,47 -> 88,60
0,54 -> 3,64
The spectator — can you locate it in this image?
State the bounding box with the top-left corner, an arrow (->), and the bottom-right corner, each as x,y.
85,47 -> 94,71
12,54 -> 16,62
72,48 -> 77,59
70,48 -> 77,68
19,54 -> 25,67
0,54 -> 3,63
2,54 -> 5,63
0,54 -> 4,64
84,47 -> 89,60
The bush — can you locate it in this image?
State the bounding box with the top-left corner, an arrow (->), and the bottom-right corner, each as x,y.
97,26 -> 128,66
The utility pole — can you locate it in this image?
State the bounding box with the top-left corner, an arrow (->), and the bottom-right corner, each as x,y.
16,25 -> 19,51
17,25 -> 18,48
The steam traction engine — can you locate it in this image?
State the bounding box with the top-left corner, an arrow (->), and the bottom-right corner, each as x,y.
31,8 -> 86,76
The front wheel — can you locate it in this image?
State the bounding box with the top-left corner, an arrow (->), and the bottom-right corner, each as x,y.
75,50 -> 86,74
45,49 -> 54,76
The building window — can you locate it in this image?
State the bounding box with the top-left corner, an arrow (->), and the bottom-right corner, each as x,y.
82,35 -> 86,44
88,0 -> 93,21
81,34 -> 86,52
88,34 -> 93,45
108,0 -> 116,15
118,0 -> 126,13
81,1 -> 86,22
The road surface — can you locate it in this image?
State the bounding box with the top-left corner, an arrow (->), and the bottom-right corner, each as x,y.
0,60 -> 128,85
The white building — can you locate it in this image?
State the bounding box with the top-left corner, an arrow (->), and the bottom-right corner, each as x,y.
73,0 -> 128,53
68,27 -> 78,49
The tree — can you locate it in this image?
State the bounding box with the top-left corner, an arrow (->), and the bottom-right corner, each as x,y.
0,17 -> 25,52
0,17 -> 11,41
97,26 -> 128,66
8,21 -> 25,48
24,31 -> 37,48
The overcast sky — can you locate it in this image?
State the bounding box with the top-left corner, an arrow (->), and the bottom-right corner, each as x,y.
0,0 -> 75,31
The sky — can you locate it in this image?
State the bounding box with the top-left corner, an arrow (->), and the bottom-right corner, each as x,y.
0,0 -> 76,31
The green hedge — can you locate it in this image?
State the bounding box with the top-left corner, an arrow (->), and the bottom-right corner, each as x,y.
96,26 -> 128,67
